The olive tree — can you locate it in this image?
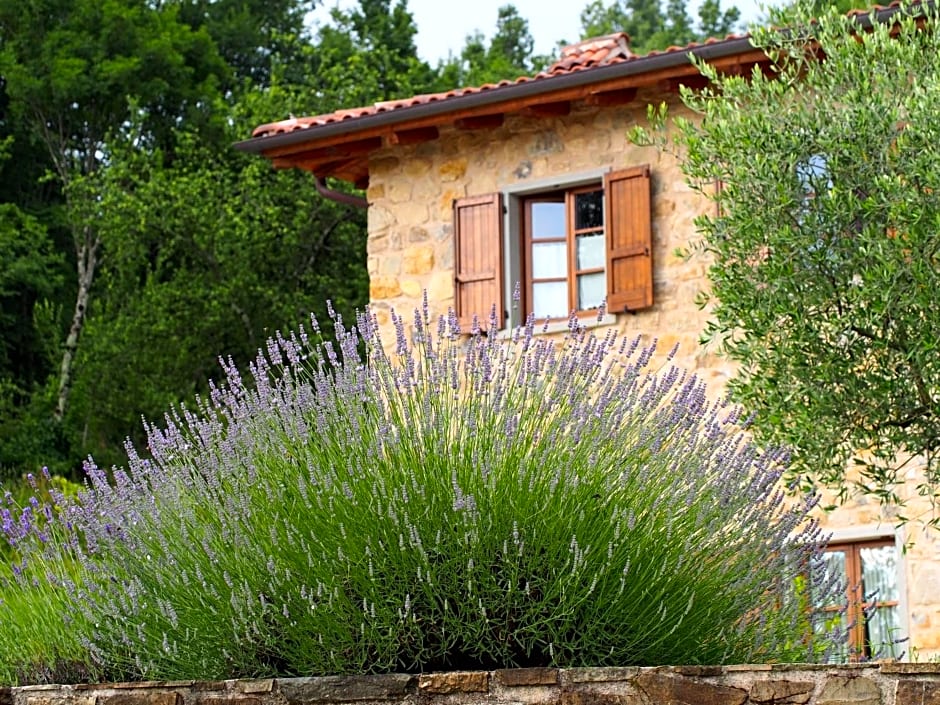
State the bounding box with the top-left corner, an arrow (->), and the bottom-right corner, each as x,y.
638,3 -> 940,514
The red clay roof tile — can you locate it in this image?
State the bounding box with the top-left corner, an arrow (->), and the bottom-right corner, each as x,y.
249,31 -> 747,139
248,2 -> 908,140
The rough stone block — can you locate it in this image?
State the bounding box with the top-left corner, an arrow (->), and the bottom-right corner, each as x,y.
402,246 -> 434,275
97,694 -> 181,705
438,159 -> 468,182
565,668 -> 640,684
417,672 -> 489,694
235,681 -> 274,694
190,697 -> 263,705
0,688 -> 10,705
817,676 -> 880,705
631,673 -> 746,705
881,663 -> 940,674
378,254 -> 401,276
672,666 -> 724,678
369,275 -> 402,300
366,183 -> 385,202
370,156 -> 400,174
496,668 -> 560,687
560,687 -> 639,705
25,698 -> 90,705
749,679 -> 815,704
896,680 -> 940,705
277,675 -> 416,703
426,271 -> 453,303
399,279 -> 422,298
408,226 -> 429,243
186,693 -> 264,705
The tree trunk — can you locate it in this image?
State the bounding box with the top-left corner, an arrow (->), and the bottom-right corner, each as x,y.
55,228 -> 98,421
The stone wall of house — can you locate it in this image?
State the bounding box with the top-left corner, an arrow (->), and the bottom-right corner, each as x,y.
361,91 -> 940,658
365,91 -> 726,390
6,664 -> 940,705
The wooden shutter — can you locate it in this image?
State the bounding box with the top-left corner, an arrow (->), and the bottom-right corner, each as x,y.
605,166 -> 653,312
454,193 -> 504,330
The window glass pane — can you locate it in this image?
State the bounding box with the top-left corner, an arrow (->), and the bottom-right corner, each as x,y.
574,190 -> 604,230
860,545 -> 898,602
531,202 -> 565,239
813,550 -> 847,609
532,281 -> 569,319
531,242 -> 568,278
577,272 -> 606,310
866,605 -> 901,659
577,233 -> 605,270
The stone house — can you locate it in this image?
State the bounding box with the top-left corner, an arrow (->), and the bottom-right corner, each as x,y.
236,17 -> 940,661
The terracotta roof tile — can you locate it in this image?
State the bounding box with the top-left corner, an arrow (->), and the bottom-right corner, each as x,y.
249,31 -> 754,139
249,2 -> 910,140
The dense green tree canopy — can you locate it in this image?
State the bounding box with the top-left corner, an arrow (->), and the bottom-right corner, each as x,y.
0,0 -> 375,477
439,5 -> 550,87
641,2 -> 940,513
581,0 -> 741,52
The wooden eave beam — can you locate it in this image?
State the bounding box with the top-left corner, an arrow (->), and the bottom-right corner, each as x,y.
585,87 -> 637,106
261,49 -> 771,161
455,114 -> 505,130
265,136 -> 383,164
523,100 -> 570,117
388,126 -> 439,145
660,74 -> 711,93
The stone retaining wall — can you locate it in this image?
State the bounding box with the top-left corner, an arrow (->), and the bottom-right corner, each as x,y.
6,664 -> 940,705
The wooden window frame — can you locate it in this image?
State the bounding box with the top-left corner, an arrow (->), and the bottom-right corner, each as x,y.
520,184 -> 605,320
818,538 -> 900,662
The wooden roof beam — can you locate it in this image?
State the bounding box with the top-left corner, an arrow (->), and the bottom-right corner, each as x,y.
265,136 -> 383,164
455,114 -> 505,130
523,100 -> 571,117
388,126 -> 439,145
586,87 -> 637,106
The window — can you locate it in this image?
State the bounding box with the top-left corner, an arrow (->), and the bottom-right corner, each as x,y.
453,166 -> 652,330
523,186 -> 606,319
812,538 -> 903,662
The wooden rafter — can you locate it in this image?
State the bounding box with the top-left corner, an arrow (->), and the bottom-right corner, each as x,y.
455,114 -> 505,130
388,126 -> 439,145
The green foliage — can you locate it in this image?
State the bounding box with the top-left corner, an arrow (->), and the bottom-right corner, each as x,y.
63,120 -> 367,467
580,0 -> 741,52
310,0 -> 442,107
0,472 -> 91,684
640,2 -> 940,511
0,0 -> 377,477
438,5 -> 551,87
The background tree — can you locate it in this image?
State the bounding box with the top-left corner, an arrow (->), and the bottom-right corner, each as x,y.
0,0 -> 386,478
642,2 -> 940,513
581,0 -> 741,52
310,0 -> 441,108
439,5 -> 550,87
0,0 -> 226,423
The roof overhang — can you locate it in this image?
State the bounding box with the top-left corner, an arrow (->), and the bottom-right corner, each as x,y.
234,2 -> 913,187
235,37 -> 769,186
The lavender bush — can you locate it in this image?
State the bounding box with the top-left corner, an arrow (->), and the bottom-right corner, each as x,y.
0,301 -> 838,683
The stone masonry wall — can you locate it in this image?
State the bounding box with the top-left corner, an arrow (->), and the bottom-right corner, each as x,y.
7,664 -> 940,705
361,90 -> 940,657
364,91 -> 723,389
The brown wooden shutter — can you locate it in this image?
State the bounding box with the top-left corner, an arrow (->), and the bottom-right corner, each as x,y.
605,165 -> 653,312
454,193 -> 504,330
